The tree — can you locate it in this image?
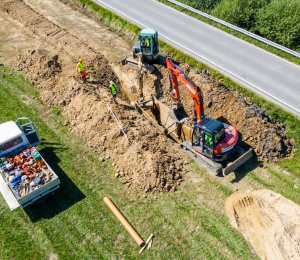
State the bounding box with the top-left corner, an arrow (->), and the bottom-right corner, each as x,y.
255,0 -> 300,50
211,0 -> 270,30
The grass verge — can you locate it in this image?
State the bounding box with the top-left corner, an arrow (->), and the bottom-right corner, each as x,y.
157,0 -> 300,66
0,66 -> 259,259
1,1 -> 300,258
68,0 -> 300,174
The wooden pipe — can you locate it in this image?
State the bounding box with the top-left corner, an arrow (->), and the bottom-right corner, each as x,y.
103,197 -> 145,247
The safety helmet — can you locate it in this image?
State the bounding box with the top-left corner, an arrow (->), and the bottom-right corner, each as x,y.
79,58 -> 83,62
110,81 -> 113,84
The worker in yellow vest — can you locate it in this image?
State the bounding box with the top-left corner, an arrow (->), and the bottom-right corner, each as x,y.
145,38 -> 151,47
76,58 -> 86,83
110,81 -> 118,104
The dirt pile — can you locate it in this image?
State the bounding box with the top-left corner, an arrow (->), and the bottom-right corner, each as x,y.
1,0 -> 119,86
7,49 -> 78,108
226,190 -> 300,259
139,63 -> 295,162
8,48 -> 186,193
2,0 -> 187,193
7,49 -> 61,84
63,96 -> 185,193
190,70 -> 296,162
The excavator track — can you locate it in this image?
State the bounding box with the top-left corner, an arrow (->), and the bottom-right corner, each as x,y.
180,141 -> 223,176
180,141 -> 253,176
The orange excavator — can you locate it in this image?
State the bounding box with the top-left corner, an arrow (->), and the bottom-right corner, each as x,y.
166,57 -> 252,175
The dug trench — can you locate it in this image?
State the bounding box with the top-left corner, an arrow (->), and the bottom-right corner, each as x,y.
55,0 -> 296,163
1,0 -> 296,195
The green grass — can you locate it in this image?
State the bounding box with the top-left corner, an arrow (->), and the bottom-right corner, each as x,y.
1,0 -> 300,258
68,0 -> 300,154
0,67 -> 262,259
157,0 -> 300,66
70,0 -> 300,199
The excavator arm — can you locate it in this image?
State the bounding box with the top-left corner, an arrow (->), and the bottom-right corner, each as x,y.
166,57 -> 204,124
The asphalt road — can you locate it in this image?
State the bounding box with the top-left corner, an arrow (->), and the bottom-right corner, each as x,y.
94,0 -> 300,116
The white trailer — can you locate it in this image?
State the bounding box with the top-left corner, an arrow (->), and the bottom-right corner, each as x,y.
0,118 -> 60,210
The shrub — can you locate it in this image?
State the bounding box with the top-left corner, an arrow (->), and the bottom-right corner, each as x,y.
211,0 -> 270,30
184,0 -> 222,12
255,0 -> 300,50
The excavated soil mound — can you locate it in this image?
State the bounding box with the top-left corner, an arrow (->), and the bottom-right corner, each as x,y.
226,190 -> 300,259
2,0 -> 119,87
140,63 -> 295,162
8,48 -> 186,193
2,0 -> 187,193
63,95 -> 185,193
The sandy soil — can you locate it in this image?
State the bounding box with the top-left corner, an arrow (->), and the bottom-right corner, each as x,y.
2,1 -> 300,256
2,0 -> 186,193
226,190 -> 300,259
0,0 -> 296,195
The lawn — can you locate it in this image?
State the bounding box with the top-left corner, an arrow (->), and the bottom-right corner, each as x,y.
0,67 -> 261,259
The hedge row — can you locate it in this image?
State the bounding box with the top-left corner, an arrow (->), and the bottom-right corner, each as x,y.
175,0 -> 300,51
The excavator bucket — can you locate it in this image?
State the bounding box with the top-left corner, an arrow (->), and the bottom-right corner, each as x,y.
152,97 -> 190,125
168,106 -> 190,123
121,57 -> 155,74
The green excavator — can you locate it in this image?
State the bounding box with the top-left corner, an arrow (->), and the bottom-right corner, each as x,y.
122,28 -> 163,101
133,28 -> 159,61
121,28 -> 162,74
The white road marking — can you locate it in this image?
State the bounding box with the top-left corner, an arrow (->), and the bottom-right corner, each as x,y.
94,0 -> 300,115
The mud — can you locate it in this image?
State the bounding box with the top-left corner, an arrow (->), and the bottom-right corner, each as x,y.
226,190 -> 300,260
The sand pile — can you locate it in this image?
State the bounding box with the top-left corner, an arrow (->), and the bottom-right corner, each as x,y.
226,190 -> 300,259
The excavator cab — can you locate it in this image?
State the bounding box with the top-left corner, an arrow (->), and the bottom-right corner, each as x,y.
192,117 -> 225,159
133,29 -> 159,61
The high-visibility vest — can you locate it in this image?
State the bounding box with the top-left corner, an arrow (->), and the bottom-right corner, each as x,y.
205,133 -> 213,145
77,62 -> 85,71
110,83 -> 118,95
146,39 -> 150,47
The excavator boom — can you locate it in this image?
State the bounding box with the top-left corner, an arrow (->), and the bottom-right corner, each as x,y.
166,57 -> 204,124
166,57 -> 253,175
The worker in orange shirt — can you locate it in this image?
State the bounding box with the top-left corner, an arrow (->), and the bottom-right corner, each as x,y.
76,58 -> 86,83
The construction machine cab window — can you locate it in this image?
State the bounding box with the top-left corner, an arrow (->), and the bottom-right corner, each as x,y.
204,132 -> 213,149
214,128 -> 225,145
192,127 -> 204,147
141,37 -> 152,55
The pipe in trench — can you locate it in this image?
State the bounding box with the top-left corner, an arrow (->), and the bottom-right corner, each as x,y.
103,197 -> 145,247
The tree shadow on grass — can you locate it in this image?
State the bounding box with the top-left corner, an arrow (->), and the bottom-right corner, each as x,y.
24,145 -> 86,222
